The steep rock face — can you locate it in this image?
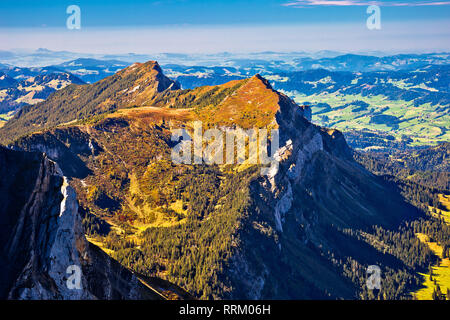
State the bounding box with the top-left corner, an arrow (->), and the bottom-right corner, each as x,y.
221,88 -> 421,299
0,146 -> 158,299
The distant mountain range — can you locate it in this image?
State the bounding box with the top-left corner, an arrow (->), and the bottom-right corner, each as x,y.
162,64 -> 450,150
0,49 -> 343,67
0,52 -> 448,149
0,68 -> 84,114
52,58 -> 129,83
0,59 -> 129,116
1,48 -> 448,70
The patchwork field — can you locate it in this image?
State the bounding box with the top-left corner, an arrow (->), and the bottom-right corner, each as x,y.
283,91 -> 449,148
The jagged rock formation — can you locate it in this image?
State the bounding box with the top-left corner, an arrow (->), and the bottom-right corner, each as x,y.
0,146 -> 160,299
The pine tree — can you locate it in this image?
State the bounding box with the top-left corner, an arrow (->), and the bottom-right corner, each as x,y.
436,284 -> 442,300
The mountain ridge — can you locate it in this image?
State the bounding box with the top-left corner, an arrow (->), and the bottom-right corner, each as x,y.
0,145 -> 162,299
0,61 -> 180,144
1,60 -> 428,299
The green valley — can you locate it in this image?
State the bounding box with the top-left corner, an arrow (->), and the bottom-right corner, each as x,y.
284,92 -> 449,148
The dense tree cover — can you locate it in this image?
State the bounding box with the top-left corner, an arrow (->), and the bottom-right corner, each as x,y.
355,142 -> 449,173
382,175 -> 443,212
332,215 -> 450,300
352,148 -> 450,299
404,142 -> 449,172
345,130 -> 414,152
334,224 -> 431,299
354,148 -> 449,193
369,224 -> 435,269
410,219 -> 450,252
111,166 -> 258,299
81,206 -> 111,236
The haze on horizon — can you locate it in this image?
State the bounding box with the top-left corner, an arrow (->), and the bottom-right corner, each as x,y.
1,0 -> 449,54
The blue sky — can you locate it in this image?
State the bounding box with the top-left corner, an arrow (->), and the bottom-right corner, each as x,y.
1,0 -> 449,53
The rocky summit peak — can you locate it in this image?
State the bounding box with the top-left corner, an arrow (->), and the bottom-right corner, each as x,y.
121,60 -> 162,76
117,60 -> 178,92
248,73 -> 273,90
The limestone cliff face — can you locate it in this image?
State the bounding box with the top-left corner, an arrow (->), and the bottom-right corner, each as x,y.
224,88 -> 418,299
0,146 -> 156,300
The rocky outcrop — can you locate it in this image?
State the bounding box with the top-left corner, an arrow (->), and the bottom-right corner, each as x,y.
0,146 -> 158,300
223,78 -> 421,299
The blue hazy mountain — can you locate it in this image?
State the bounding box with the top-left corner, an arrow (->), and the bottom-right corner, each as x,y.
52,58 -> 130,83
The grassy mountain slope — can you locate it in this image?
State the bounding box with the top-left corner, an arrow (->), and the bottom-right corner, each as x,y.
0,61 -> 179,144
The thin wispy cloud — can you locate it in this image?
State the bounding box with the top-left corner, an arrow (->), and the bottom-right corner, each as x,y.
282,0 -> 450,7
